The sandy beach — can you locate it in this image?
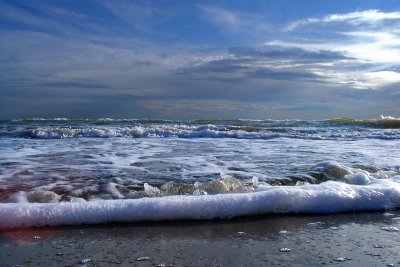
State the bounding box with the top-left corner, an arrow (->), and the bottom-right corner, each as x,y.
1,211 -> 399,267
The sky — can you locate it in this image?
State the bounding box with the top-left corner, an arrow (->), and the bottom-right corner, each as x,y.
1,0 -> 400,119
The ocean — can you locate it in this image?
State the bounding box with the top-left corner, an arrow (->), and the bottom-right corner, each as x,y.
0,117 -> 400,229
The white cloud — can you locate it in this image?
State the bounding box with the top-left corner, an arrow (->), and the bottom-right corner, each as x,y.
343,43 -> 400,64
286,10 -> 400,31
285,18 -> 319,32
324,9 -> 400,22
363,71 -> 400,86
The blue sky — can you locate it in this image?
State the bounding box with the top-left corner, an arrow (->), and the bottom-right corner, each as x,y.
1,0 -> 400,119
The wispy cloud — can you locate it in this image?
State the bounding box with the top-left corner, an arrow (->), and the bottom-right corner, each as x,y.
324,9 -> 400,23
198,5 -> 270,39
98,0 -> 166,31
199,6 -> 238,27
0,2 -> 72,34
286,9 -> 400,31
228,46 -> 351,61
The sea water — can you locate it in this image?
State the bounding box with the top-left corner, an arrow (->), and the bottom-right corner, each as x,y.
0,118 -> 399,229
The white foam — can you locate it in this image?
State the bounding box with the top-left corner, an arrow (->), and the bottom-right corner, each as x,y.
26,190 -> 61,203
5,191 -> 29,203
1,179 -> 400,229
344,173 -> 371,185
104,182 -> 124,199
22,124 -> 400,140
144,183 -> 162,197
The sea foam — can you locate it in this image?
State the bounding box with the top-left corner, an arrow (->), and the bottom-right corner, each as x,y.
1,179 -> 400,229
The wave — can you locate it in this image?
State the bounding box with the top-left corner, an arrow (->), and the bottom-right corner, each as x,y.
1,117 -> 399,140
1,178 -> 400,229
23,125 -> 263,139
16,126 -> 399,140
3,161 -> 394,204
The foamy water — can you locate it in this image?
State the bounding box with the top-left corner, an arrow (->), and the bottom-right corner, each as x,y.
0,118 -> 399,229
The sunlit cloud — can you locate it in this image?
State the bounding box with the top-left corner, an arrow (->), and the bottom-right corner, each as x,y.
262,9 -> 400,90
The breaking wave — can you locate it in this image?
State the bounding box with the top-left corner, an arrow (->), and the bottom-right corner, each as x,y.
1,177 -> 400,229
1,161 -> 400,229
0,117 -> 399,140
1,125 -> 398,140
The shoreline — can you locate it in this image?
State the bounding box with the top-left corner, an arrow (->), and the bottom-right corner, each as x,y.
1,211 -> 400,266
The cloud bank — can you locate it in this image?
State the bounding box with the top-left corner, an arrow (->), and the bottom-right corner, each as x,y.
0,1 -> 399,119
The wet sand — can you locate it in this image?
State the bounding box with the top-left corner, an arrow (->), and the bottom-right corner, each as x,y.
1,211 -> 400,267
